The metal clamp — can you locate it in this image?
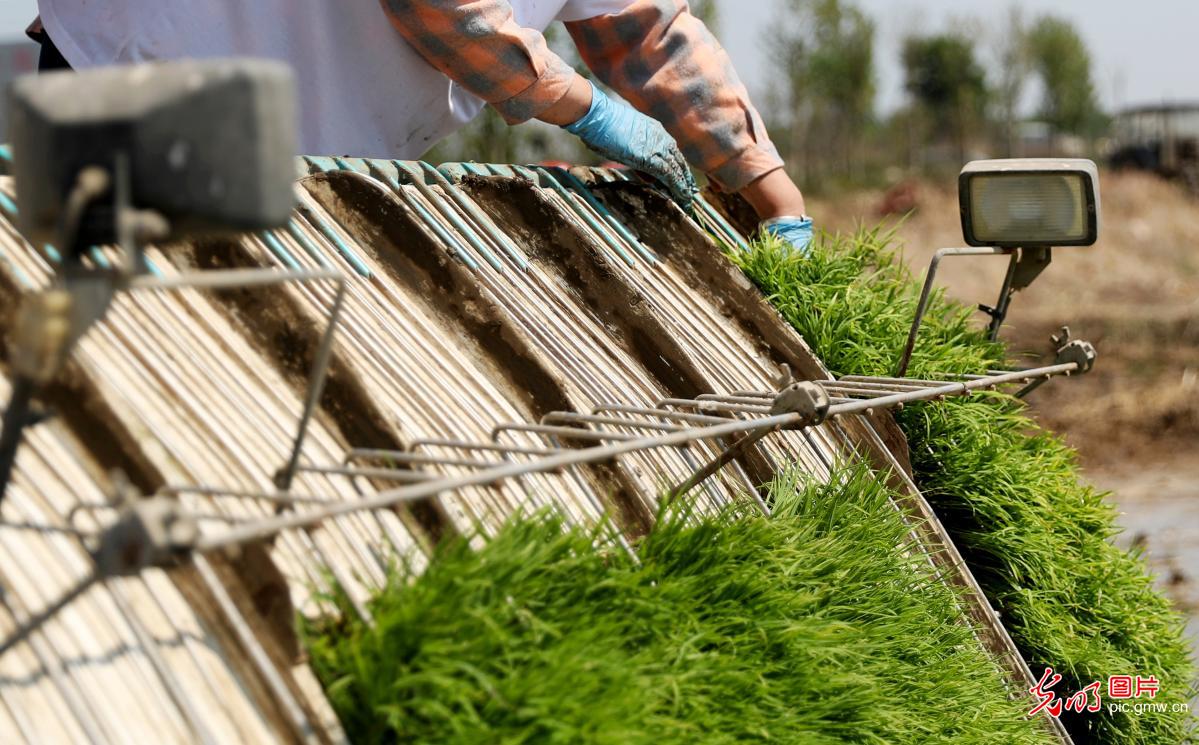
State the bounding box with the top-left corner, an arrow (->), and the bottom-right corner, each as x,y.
1016,327 -> 1098,398
770,381 -> 831,428
90,495 -> 199,578
1052,327 -> 1096,374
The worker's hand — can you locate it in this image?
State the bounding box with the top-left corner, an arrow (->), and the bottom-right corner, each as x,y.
563,81 -> 697,207
761,216 -> 815,255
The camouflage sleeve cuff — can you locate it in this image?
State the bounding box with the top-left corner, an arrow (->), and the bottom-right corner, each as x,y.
708,144 -> 786,193
489,54 -> 578,125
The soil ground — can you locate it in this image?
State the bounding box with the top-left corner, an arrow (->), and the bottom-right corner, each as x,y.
812,172 -> 1199,672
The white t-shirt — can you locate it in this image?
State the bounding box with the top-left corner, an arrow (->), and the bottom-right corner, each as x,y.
37,0 -> 633,159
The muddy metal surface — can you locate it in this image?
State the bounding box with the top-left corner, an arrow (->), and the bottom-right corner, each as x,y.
0,162 -> 902,743
0,157 -> 1078,743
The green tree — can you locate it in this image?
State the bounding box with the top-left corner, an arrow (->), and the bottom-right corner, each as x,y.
770,0 -> 876,186
1026,15 -> 1104,138
992,7 -> 1031,156
902,33 -> 988,162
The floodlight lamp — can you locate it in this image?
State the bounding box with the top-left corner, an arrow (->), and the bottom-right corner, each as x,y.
959,159 -> 1100,248
8,58 -> 298,252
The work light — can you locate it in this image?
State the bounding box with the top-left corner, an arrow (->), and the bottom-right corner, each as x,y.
0,58 -> 302,504
9,58 -> 297,251
959,159 -> 1100,248
896,157 -> 1103,377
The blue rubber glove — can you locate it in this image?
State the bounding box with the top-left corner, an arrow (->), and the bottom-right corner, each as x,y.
761,216 -> 815,256
564,81 -> 698,207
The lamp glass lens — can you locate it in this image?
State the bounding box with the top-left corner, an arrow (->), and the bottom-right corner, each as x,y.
968,173 -> 1088,244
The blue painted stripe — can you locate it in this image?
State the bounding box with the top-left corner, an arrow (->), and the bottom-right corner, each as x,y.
556,168 -> 657,264
303,155 -> 342,174
88,247 -> 112,268
533,168 -> 636,267
426,162 -> 529,269
298,202 -> 401,275
386,171 -> 480,271
332,157 -> 370,175
143,256 -> 164,278
397,161 -> 505,271
260,230 -> 302,270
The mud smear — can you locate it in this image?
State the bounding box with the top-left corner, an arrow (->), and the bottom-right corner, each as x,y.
462,176 -> 794,493
591,181 -> 915,475
174,234 -> 448,546
306,172 -> 575,418
463,176 -> 715,398
303,171 -> 655,536
0,252 -> 315,733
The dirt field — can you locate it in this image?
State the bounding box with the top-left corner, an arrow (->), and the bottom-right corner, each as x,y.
812,171 -> 1199,664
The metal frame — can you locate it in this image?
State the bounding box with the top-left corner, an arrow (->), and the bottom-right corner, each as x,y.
0,154 -> 1086,745
126,267 -> 348,492
894,245 -> 1056,378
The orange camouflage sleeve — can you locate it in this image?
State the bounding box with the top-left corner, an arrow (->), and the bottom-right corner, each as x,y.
566,0 -> 784,191
380,0 -> 577,124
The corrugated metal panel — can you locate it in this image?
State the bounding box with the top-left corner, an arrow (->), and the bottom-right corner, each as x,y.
0,157 -> 1059,743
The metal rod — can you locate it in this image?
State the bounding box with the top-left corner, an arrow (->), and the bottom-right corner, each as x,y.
160,358 -> 1081,555
590,404 -> 730,425
409,438 -> 562,457
695,393 -> 779,406
345,449 -> 503,470
895,247 -> 1013,377
987,251 -> 1021,341
491,423 -> 638,443
667,426 -> 777,507
830,363 -> 1078,418
1015,377 -> 1050,399
276,279 -> 345,491
656,398 -> 769,415
295,465 -> 432,483
540,412 -> 684,433
197,410 -> 810,552
819,380 -> 938,393
192,557 -> 323,745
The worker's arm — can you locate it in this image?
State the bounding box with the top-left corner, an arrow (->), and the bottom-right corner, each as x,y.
566,0 -> 811,247
383,0 -> 810,247
381,0 -> 578,125
381,0 -> 695,202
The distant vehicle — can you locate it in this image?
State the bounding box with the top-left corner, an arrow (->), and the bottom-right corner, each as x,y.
1109,103 -> 1199,191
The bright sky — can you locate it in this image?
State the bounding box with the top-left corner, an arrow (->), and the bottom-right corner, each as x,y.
715,0 -> 1199,113
2,0 -> 1196,113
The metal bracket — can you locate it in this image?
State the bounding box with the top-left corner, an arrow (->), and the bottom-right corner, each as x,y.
770,381 -> 832,428
0,486 -> 200,658
896,246 -> 1057,377
982,247 -> 1052,341
1016,326 -> 1097,398
90,495 -> 199,578
667,382 -> 830,504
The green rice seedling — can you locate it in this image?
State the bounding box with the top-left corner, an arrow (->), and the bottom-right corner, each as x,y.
304,466 -> 1049,744
731,229 -> 1196,744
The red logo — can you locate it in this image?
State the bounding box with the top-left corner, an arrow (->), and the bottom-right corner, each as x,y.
1028,668 -> 1159,718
